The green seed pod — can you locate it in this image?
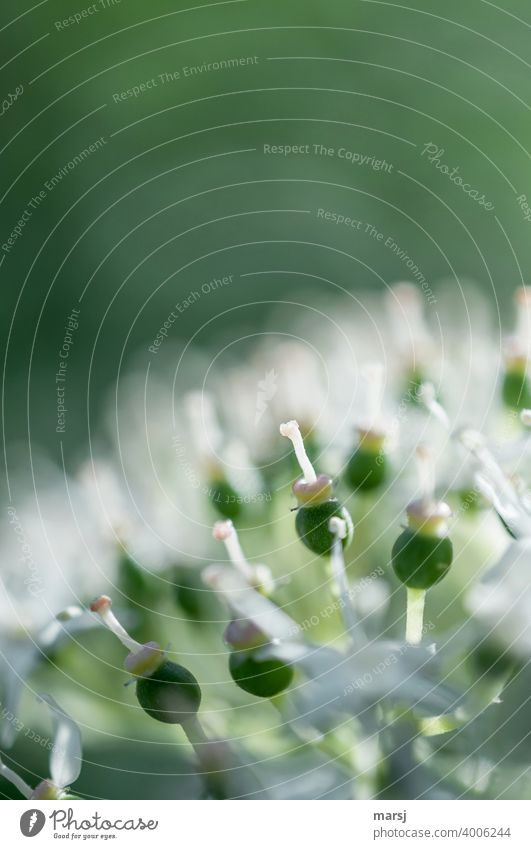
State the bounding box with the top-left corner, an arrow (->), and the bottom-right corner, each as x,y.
502,367 -> 531,411
345,439 -> 389,492
229,651 -> 293,698
292,474 -> 353,556
470,638 -> 516,680
392,500 -> 453,590
296,499 -> 353,556
136,660 -> 202,725
280,420 -> 354,556
209,478 -> 242,520
118,551 -> 152,605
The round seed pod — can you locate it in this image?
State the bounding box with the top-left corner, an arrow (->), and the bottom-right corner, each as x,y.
296,501 -> 353,556
345,447 -> 388,492
136,660 -> 202,725
292,474 -> 353,556
229,651 -> 293,698
502,368 -> 531,411
392,528 -> 453,590
209,478 -> 242,520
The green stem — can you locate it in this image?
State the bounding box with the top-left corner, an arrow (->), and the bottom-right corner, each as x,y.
405,588 -> 426,645
181,716 -> 227,800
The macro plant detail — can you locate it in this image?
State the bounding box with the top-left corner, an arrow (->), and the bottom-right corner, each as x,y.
2,282 -> 531,801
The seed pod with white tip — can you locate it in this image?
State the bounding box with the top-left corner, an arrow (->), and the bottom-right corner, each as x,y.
391,447 -> 453,645
90,595 -> 201,725
280,420 -> 353,555
345,364 -> 390,492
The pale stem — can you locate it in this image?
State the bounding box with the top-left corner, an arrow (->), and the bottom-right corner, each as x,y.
329,518 -> 362,643
213,521 -> 254,581
181,716 -> 227,800
279,420 -> 317,484
405,588 -> 426,646
458,429 -> 520,509
416,445 -> 435,509
418,382 -> 451,431
90,597 -> 143,655
0,757 -> 32,799
361,363 -> 384,428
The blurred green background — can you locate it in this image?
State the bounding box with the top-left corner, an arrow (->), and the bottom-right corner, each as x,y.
2,0 -> 531,467
2,0 -> 531,801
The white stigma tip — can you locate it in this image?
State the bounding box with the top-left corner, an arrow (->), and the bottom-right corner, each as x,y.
213,520 -> 233,541
279,419 -> 317,484
279,420 -> 298,438
89,595 -> 143,655
213,520 -> 254,580
457,428 -> 486,454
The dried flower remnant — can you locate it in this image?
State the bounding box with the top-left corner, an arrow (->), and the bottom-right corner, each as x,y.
90,595 -> 201,725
